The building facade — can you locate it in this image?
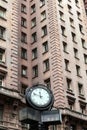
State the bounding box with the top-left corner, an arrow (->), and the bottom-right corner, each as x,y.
84,0 -> 87,12
0,0 -> 87,130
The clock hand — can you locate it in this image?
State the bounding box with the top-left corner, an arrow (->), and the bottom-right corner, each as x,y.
39,92 -> 43,98
33,92 -> 41,97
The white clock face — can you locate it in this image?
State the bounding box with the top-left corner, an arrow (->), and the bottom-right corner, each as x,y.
30,87 -> 51,107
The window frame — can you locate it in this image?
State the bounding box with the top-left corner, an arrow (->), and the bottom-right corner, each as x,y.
0,26 -> 6,40
0,6 -> 6,19
21,32 -> 27,43
21,17 -> 27,27
41,10 -> 46,21
21,4 -> 26,13
21,48 -> 27,60
43,59 -> 50,72
32,48 -> 37,60
31,32 -> 37,43
40,0 -> 45,7
42,41 -> 48,53
76,65 -> 81,77
78,83 -> 84,96
21,65 -> 27,77
42,25 -> 47,37
66,78 -> 72,91
31,17 -> 36,28
31,4 -> 36,14
64,59 -> 70,72
32,65 -> 38,78
0,48 -> 5,64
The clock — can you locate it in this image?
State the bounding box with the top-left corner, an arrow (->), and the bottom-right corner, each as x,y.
25,84 -> 54,111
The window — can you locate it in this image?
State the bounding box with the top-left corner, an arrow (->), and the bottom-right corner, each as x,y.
0,26 -> 6,40
77,11 -> 81,20
63,41 -> 68,53
86,9 -> 87,15
44,78 -> 51,88
71,32 -> 76,43
21,4 -> 26,13
0,6 -> 6,19
80,104 -> 86,114
31,4 -> 36,14
86,70 -> 87,76
21,83 -> 28,95
78,83 -> 84,96
68,99 -> 75,110
69,103 -> 73,110
74,48 -> 78,59
21,32 -> 27,43
32,65 -> 38,78
0,105 -> 4,121
84,54 -> 87,64
81,38 -> 86,49
59,11 -> 64,21
1,0 -> 7,2
61,26 -> 66,36
42,25 -> 47,37
41,10 -> 46,21
21,48 -> 27,60
0,76 -> 4,87
21,17 -> 27,27
0,48 -> 5,63
79,24 -> 83,34
43,59 -> 50,72
69,18 -> 74,27
31,32 -> 37,43
75,0 -> 79,6
66,78 -> 72,91
32,48 -> 37,59
21,65 -> 27,77
0,78 -> 2,86
42,41 -> 48,53
76,65 -> 81,76
40,0 -> 45,7
68,4 -> 72,14
64,59 -> 70,71
58,0 -> 63,7
58,0 -> 62,4
31,17 -> 36,28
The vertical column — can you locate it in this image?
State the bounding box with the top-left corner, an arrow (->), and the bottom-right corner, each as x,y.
10,0 -> 19,90
48,0 -> 65,108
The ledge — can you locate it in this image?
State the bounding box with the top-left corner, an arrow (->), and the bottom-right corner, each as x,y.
0,86 -> 20,99
61,108 -> 87,121
78,95 -> 86,100
66,89 -> 75,96
0,62 -> 7,68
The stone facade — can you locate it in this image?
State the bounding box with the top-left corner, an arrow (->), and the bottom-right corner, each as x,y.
0,0 -> 87,130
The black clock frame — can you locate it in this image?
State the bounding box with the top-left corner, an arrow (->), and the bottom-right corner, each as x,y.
25,84 -> 54,111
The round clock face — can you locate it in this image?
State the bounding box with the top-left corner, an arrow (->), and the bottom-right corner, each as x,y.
30,87 -> 51,107
26,85 -> 54,110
